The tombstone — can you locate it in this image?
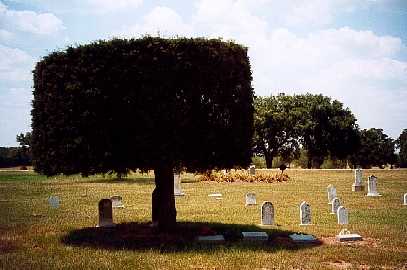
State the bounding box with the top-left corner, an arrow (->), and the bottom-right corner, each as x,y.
403,193 -> 407,205
110,195 -> 124,208
245,192 -> 256,206
330,197 -> 341,214
299,201 -> 312,225
336,229 -> 362,242
366,175 -> 381,196
249,165 -> 256,175
327,185 -> 337,204
352,168 -> 364,191
197,235 -> 225,243
174,173 -> 185,196
242,231 -> 268,241
97,199 -> 115,227
261,201 -> 274,225
289,233 -> 318,243
48,196 -> 60,209
337,206 -> 349,225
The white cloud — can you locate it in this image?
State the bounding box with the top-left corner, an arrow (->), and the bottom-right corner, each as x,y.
0,29 -> 14,41
0,1 -> 64,35
87,0 -> 143,13
0,44 -> 35,82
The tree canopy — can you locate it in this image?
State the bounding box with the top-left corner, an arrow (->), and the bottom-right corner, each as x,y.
397,129 -> 407,168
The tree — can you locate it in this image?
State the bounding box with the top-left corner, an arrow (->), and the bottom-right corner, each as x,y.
397,129 -> 407,168
32,37 -> 253,231
297,94 -> 360,168
350,128 -> 396,168
253,94 -> 301,168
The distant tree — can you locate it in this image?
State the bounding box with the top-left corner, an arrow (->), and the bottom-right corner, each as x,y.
350,128 -> 396,168
32,37 -> 253,231
397,129 -> 407,168
297,94 -> 360,168
253,94 -> 301,168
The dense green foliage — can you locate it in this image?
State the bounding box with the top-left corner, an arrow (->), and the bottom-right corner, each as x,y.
32,37 -> 253,176
350,128 -> 397,168
253,94 -> 359,168
397,129 -> 407,168
0,147 -> 30,167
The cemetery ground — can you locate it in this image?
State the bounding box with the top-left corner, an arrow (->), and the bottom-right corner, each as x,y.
0,170 -> 406,269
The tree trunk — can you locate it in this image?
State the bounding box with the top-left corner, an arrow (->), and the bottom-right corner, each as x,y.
307,158 -> 312,169
264,152 -> 273,169
152,165 -> 177,232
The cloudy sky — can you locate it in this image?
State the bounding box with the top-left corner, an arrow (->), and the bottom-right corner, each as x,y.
0,0 -> 406,146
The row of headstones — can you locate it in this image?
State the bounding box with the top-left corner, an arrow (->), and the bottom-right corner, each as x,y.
327,185 -> 349,225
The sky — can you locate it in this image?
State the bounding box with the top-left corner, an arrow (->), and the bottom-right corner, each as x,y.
0,0 -> 406,146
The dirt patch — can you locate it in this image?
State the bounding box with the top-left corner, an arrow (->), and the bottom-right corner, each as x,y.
321,237 -> 379,248
326,260 -> 353,269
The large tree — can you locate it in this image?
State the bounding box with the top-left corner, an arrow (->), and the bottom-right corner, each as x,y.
32,37 -> 253,231
350,128 -> 396,168
397,129 -> 407,168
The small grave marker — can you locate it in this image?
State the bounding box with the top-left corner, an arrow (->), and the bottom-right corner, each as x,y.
242,231 -> 268,241
197,235 -> 225,243
245,192 -> 256,206
404,193 -> 407,206
110,195 -> 124,208
337,206 -> 348,225
249,165 -> 255,175
261,201 -> 274,225
174,173 -> 185,196
352,168 -> 364,191
97,199 -> 115,227
289,233 -> 318,243
327,185 -> 337,204
366,175 -> 381,197
299,201 -> 312,225
48,196 -> 60,209
336,229 -> 362,242
330,197 -> 341,214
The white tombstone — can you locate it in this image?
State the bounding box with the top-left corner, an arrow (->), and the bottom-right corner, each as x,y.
174,173 -> 185,196
48,196 -> 60,209
403,193 -> 407,205
336,229 -> 362,242
327,185 -> 337,204
366,175 -> 381,196
330,197 -> 341,214
110,195 -> 124,208
299,201 -> 312,225
352,168 -> 364,191
97,199 -> 115,227
261,201 -> 274,225
249,165 -> 256,175
245,192 -> 256,206
337,206 -> 349,225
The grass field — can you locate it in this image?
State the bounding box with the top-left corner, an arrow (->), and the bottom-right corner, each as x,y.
0,169 -> 406,269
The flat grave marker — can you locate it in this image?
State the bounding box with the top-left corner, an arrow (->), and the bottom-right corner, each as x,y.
242,231 -> 268,241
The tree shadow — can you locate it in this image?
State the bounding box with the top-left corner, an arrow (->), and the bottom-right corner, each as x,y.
61,222 -> 322,253
80,177 -> 155,185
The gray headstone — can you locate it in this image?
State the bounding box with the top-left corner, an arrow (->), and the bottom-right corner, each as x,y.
249,165 -> 256,175
97,199 -> 115,227
299,201 -> 311,225
242,231 -> 268,241
367,175 -> 381,196
110,195 -> 124,208
261,201 -> 274,225
352,168 -> 364,191
289,233 -> 317,243
174,173 -> 185,196
337,206 -> 348,225
403,193 -> 407,205
327,185 -> 337,204
197,235 -> 225,243
48,196 -> 60,209
331,197 -> 341,214
245,192 -> 256,206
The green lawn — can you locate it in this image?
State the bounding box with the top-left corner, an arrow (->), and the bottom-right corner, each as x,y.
0,169 -> 406,269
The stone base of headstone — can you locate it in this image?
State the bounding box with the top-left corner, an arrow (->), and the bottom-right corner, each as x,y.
366,193 -> 381,197
336,234 -> 362,242
197,235 -> 225,243
96,222 -> 116,228
242,231 -> 268,241
299,223 -> 313,226
174,192 -> 185,196
352,185 -> 364,192
289,234 -> 318,243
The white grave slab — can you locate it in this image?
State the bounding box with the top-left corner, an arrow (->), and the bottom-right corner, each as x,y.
404,193 -> 407,205
299,201 -> 312,225
249,165 -> 255,175
327,185 -> 337,204
110,195 -> 124,208
352,168 -> 364,191
245,192 -> 257,206
289,233 -> 317,243
337,206 -> 349,225
366,175 -> 381,196
330,197 -> 341,214
97,199 -> 115,227
197,235 -> 225,243
208,193 -> 222,197
174,173 -> 185,196
336,229 -> 362,242
261,201 -> 274,225
48,196 -> 60,209
242,231 -> 268,241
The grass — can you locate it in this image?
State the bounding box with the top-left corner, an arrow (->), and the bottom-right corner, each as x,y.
0,169 -> 406,269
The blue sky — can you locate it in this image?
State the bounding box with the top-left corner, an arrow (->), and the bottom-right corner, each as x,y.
1,0 -> 406,146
